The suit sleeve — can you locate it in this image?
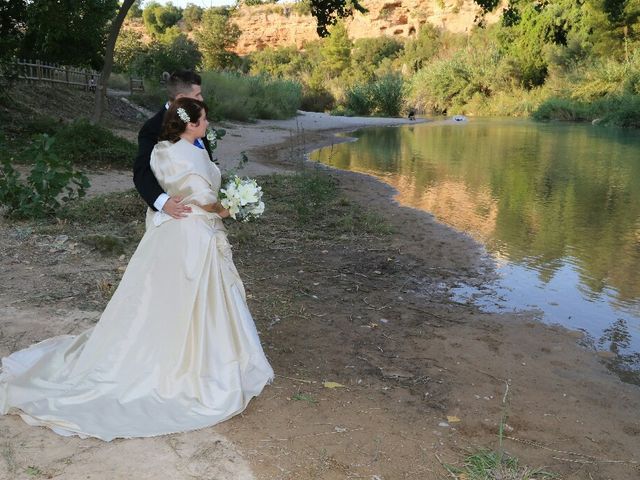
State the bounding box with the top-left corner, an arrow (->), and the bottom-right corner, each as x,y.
133,119 -> 165,211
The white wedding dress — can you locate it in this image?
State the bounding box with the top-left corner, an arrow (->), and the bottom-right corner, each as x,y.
0,139 -> 274,441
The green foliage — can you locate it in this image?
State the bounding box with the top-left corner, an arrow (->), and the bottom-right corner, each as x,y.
344,74 -> 404,116
255,171 -> 391,234
242,0 -> 278,5
201,71 -> 302,121
0,0 -> 27,60
533,94 -> 640,127
182,3 -> 204,31
407,55 -> 473,114
370,74 -> 404,116
114,28 -> 146,73
349,36 -> 403,83
196,8 -> 241,70
309,0 -> 367,37
126,0 -> 144,18
52,120 -> 137,168
131,34 -> 202,80
292,0 -> 312,16
400,24 -> 441,73
319,22 -> 352,77
301,87 -> 336,112
142,1 -> 183,37
345,84 -> 372,115
0,134 -> 90,219
63,189 -> 145,225
444,449 -> 555,479
19,0 -> 118,69
249,46 -> 311,78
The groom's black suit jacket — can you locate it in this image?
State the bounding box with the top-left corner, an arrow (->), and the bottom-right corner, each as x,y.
133,107 -> 217,210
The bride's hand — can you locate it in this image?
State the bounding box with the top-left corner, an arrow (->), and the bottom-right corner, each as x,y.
204,202 -> 230,218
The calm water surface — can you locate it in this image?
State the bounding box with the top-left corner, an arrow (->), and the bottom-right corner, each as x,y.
309,118 -> 640,381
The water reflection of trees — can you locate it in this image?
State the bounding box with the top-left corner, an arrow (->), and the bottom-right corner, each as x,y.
597,319 -> 640,385
312,121 -> 640,306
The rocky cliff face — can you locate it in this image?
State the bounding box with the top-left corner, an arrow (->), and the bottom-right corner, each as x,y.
232,0 -> 500,55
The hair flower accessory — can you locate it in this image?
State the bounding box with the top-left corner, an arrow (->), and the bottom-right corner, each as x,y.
177,107 -> 191,123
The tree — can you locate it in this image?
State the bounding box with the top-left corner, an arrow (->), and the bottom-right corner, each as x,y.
20,0 -> 118,69
88,0 -> 368,122
195,8 -> 241,70
113,28 -> 147,73
183,3 -> 204,31
143,1 -> 183,37
249,46 -> 311,78
350,36 -> 403,82
319,22 -> 352,77
401,24 -> 441,73
132,35 -> 202,80
92,0 -> 136,123
0,0 -> 27,61
126,0 -> 144,19
310,0 -> 367,37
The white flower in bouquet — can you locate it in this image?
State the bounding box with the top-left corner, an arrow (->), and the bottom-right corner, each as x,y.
220,176 -> 264,222
205,127 -> 217,149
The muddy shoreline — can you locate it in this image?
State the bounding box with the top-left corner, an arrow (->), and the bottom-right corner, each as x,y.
1,114 -> 639,479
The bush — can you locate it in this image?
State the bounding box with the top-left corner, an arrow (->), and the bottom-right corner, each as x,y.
343,75 -> 404,117
0,134 -> 90,219
407,56 -> 473,114
300,87 -> 335,112
345,84 -> 372,115
201,71 -> 302,121
52,120 -> 137,169
533,94 -> 640,128
370,74 -> 403,117
132,35 -> 202,81
601,96 -> 640,128
532,97 -> 592,122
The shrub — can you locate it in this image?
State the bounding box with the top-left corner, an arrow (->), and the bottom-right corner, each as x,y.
345,84 -> 372,115
300,87 -> 335,112
52,120 -> 137,169
370,74 -> 404,117
532,97 -> 592,122
0,134 -> 90,219
532,94 -> 640,128
201,71 -> 302,121
343,75 -> 404,117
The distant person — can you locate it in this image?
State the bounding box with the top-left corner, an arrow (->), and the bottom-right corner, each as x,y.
133,70 -> 218,225
408,108 -> 416,121
88,75 -> 97,93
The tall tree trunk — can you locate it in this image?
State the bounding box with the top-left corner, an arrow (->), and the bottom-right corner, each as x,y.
91,0 -> 135,124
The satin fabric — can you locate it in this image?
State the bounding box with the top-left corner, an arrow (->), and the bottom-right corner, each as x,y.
0,139 -> 274,441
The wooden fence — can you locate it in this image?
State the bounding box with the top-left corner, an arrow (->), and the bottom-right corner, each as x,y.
1,58 -> 98,90
1,58 -> 144,93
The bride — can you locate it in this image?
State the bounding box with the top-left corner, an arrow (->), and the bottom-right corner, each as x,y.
0,98 -> 274,441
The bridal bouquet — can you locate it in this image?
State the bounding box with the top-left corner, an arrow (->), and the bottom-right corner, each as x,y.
220,176 -> 265,222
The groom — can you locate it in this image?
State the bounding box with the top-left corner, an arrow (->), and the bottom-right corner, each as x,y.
133,70 -> 217,219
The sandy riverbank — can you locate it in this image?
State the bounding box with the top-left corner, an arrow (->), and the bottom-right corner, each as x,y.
1,111 -> 639,479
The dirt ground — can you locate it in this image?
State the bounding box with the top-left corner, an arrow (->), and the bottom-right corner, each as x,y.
1,107 -> 640,479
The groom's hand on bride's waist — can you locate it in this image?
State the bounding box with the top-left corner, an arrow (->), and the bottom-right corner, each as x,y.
162,196 -> 192,219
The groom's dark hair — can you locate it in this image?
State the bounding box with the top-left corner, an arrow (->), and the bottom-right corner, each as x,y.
167,70 -> 202,100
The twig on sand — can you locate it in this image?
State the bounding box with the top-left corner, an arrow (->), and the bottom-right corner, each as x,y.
506,436 -> 640,466
275,374 -> 313,384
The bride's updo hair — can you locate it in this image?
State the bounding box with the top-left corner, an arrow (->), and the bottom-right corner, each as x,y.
160,98 -> 209,142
